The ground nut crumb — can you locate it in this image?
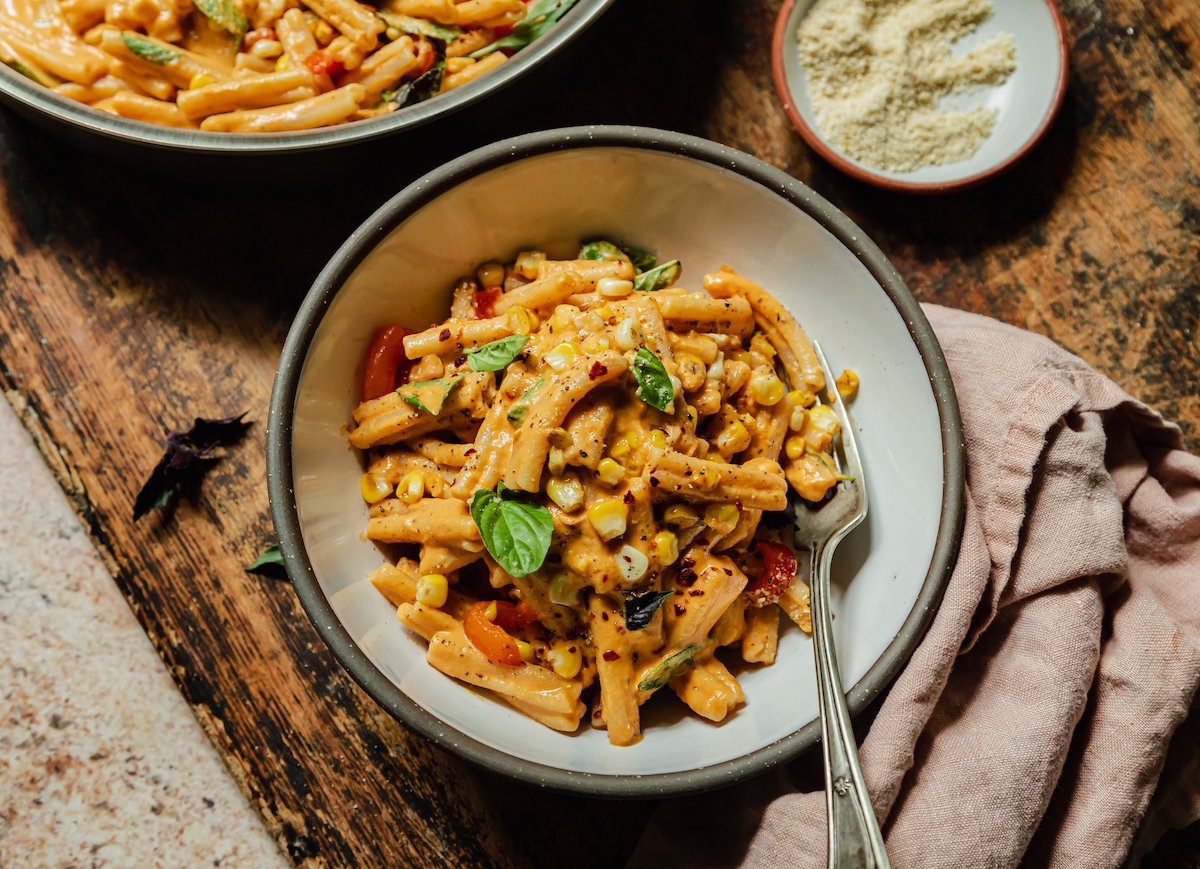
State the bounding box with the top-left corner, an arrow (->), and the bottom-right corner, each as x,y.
797,0 -> 1016,172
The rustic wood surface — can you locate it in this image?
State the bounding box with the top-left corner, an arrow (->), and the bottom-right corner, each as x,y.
0,0 -> 1196,866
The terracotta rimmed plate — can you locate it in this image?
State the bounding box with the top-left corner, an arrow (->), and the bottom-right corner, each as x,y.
772,0 -> 1070,193
267,125 -> 965,797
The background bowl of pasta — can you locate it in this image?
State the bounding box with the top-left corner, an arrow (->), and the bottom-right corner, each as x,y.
268,125 -> 965,796
0,0 -> 612,153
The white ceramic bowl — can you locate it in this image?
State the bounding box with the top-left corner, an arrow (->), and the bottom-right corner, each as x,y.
772,0 -> 1069,193
268,126 -> 964,795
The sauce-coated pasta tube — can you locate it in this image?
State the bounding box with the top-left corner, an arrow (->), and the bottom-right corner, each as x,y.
403,315 -> 513,358
652,292 -> 755,337
299,0 -> 383,51
366,497 -> 481,546
670,655 -> 744,722
200,83 -> 366,132
176,68 -> 314,119
644,451 -> 787,511
493,271 -> 585,315
588,594 -> 639,745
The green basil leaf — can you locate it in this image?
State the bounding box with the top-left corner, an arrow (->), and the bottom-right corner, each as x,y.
4,59 -> 55,86
621,244 -> 657,274
637,643 -> 703,691
578,240 -> 630,264
378,11 -> 462,43
623,590 -> 675,631
468,0 -> 579,58
506,377 -> 544,425
399,376 -> 461,415
247,543 -> 283,573
194,0 -> 246,38
383,56 -> 444,108
632,259 -> 681,293
470,484 -> 553,578
632,347 -> 674,413
466,335 -> 528,372
121,32 -> 179,65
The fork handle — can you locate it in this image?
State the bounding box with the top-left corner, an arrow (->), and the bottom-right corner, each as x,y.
810,540 -> 891,869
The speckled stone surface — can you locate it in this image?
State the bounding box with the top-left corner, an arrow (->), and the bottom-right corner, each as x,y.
0,398 -> 287,868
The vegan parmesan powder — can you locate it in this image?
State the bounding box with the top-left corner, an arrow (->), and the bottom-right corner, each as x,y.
797,0 -> 1017,172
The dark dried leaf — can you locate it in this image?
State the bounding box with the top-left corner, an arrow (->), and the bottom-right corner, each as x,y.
133,413 -> 251,521
623,589 -> 675,630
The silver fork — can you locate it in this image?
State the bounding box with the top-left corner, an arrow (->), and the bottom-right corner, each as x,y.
794,342 -> 889,869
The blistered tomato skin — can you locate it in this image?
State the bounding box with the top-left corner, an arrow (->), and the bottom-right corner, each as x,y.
464,602 -> 523,666
473,288 -> 502,319
361,325 -> 414,401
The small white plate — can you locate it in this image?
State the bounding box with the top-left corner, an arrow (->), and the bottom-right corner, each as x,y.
773,0 -> 1069,193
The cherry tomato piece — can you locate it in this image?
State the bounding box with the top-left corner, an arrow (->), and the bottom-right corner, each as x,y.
304,49 -> 344,77
361,325 -> 413,401
491,600 -> 539,631
472,287 -> 502,319
746,541 -> 797,607
464,602 -> 522,666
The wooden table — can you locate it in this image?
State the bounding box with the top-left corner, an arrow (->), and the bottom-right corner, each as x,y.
1,0 -> 1196,865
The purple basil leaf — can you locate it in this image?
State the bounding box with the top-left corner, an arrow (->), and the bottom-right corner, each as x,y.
133,413 -> 250,521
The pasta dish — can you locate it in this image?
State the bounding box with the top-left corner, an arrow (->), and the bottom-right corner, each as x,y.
348,242 -> 855,745
0,0 -> 577,131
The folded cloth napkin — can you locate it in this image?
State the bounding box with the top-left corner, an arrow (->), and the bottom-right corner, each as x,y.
629,304 -> 1200,868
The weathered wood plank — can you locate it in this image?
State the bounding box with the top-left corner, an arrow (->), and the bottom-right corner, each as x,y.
0,0 -> 1195,866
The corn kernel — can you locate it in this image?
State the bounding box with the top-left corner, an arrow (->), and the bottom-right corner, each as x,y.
311,18 -> 334,43
546,475 -> 583,511
515,639 -> 535,663
789,406 -> 808,432
397,470 -> 424,504
616,544 -> 649,583
544,342 -> 579,372
715,419 -> 751,455
648,429 -> 668,450
360,472 -> 391,504
729,349 -> 752,365
507,305 -> 537,336
574,311 -> 605,334
594,305 -> 615,321
546,639 -> 581,678
749,373 -> 786,406
596,277 -> 633,299
385,24 -> 401,39
626,430 -> 645,449
587,500 -> 628,541
515,250 -> 546,279
548,573 -> 580,606
836,369 -> 860,399
654,531 -> 679,565
415,574 -> 448,608
750,333 -> 777,360
596,458 -> 624,487
785,435 -> 807,460
614,316 -> 641,351
725,360 -> 752,393
663,504 -> 699,528
581,333 -> 610,354
547,447 -> 566,477
250,38 -> 282,58
188,72 -> 215,89
483,601 -> 498,621
808,404 -> 842,438
274,54 -> 291,71
609,438 -> 631,460
551,306 -> 577,332
685,404 -> 698,424
705,503 -> 741,534
477,260 -> 505,289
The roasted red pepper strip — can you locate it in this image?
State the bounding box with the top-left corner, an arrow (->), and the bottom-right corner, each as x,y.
464,602 -> 522,666
746,541 -> 797,608
361,325 -> 414,401
472,287 -> 502,319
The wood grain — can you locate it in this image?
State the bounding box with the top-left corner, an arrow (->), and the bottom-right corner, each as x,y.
0,0 -> 1195,865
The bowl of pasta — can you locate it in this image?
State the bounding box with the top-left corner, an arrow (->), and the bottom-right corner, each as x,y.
268,125 -> 965,795
0,0 -> 610,152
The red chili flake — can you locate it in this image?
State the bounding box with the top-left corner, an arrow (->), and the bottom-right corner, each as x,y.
649,476 -> 660,487
303,49 -> 344,77
688,589 -> 704,596
673,603 -> 687,616
622,491 -> 635,505
438,327 -> 451,341
677,568 -> 697,587
602,650 -> 620,662
588,361 -> 608,380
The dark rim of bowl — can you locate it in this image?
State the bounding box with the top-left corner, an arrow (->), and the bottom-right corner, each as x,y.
267,125 -> 966,798
0,0 -> 615,155
770,0 -> 1071,194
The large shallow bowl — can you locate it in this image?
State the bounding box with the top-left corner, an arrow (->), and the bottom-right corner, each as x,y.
0,0 -> 613,158
268,125 -> 965,797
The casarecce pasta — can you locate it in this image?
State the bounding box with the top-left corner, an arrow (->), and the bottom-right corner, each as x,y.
0,0 -> 578,131
349,241 -> 857,745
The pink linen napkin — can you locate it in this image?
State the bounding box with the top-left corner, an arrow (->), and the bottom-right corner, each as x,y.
630,304 -> 1200,868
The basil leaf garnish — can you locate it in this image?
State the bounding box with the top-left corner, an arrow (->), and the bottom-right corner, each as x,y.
631,347 -> 674,413
194,0 -> 246,38
247,544 -> 283,573
121,32 -> 179,65
377,11 -> 462,43
578,239 -> 657,273
382,51 -> 444,108
470,483 -> 554,578
399,376 -> 461,415
623,590 -> 675,631
466,335 -> 527,372
507,378 -> 544,425
468,0 -> 580,58
632,259 -> 681,293
637,643 -> 702,691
